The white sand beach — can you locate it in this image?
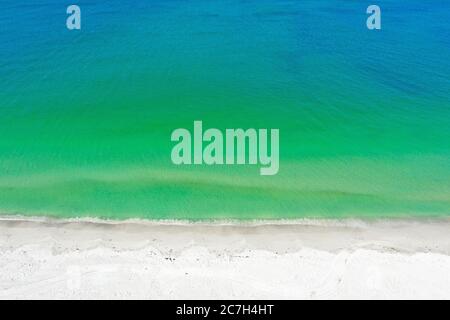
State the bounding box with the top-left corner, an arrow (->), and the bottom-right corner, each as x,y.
1,217 -> 450,299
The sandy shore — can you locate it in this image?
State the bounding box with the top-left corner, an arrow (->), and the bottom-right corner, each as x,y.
1,217 -> 450,299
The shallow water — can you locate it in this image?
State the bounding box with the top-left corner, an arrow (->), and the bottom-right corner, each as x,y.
0,0 -> 449,219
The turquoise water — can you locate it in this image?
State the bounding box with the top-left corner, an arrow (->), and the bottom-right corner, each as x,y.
0,0 -> 449,220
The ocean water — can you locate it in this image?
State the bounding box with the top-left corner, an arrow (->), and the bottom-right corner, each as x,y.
0,0 -> 449,220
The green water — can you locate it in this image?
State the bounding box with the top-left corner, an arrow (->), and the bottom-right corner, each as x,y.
0,1 -> 449,219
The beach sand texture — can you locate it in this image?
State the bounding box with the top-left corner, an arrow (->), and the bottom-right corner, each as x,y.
1,218 -> 450,299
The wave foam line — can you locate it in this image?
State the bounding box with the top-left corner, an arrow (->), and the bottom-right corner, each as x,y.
1,214 -> 449,228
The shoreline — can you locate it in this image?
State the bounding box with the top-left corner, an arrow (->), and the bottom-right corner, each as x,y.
1,216 -> 450,299
2,213 -> 450,226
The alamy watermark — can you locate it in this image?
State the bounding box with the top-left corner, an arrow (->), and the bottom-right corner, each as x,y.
171,121 -> 279,176
367,5 -> 381,30
66,4 -> 381,31
66,5 -> 81,30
